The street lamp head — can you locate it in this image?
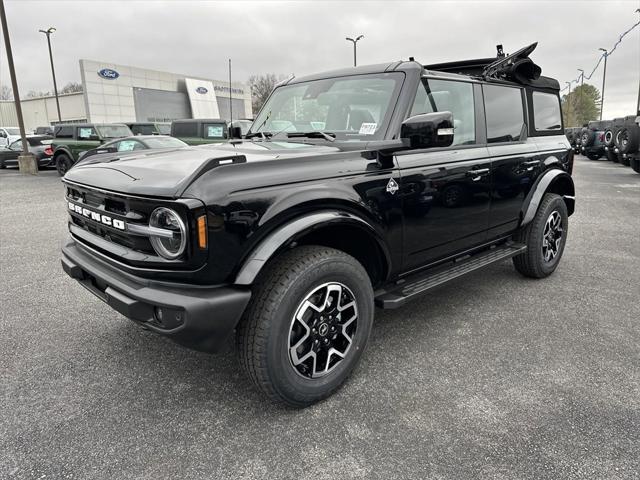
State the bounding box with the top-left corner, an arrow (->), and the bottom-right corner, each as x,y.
346,37 -> 353,42
598,47 -> 607,53
39,27 -> 56,35
577,68 -> 584,73
356,35 -> 364,41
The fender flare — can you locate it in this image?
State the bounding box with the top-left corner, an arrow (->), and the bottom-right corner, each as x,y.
234,210 -> 388,285
521,168 -> 575,226
53,146 -> 74,161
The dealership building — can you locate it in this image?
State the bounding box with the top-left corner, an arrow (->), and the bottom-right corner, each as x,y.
0,59 -> 252,131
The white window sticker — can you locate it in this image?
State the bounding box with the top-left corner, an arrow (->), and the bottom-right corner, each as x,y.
359,123 -> 377,135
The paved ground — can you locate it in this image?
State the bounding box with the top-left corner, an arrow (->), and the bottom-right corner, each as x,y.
1,156 -> 639,480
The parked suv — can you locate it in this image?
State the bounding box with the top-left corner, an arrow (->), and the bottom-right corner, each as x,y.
0,126 -> 21,148
52,123 -> 132,176
603,118 -> 623,162
580,120 -> 608,160
61,44 -> 575,406
170,118 -> 231,145
613,115 -> 640,167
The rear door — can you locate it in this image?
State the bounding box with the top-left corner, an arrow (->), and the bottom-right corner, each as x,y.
483,84 -> 542,239
397,78 -> 492,272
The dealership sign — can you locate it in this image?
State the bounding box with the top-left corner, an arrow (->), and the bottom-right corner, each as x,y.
98,68 -> 120,80
195,86 -> 208,94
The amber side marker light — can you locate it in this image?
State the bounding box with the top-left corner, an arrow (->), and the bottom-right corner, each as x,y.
197,215 -> 207,249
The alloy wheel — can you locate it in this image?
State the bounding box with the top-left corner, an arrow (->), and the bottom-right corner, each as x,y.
542,211 -> 563,262
288,282 -> 358,379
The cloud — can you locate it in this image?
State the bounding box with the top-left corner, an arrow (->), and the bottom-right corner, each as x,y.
1,0 -> 638,118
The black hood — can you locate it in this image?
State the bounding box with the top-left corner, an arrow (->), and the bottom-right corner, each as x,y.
64,141 -> 340,198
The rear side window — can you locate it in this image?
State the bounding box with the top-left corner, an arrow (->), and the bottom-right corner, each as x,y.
130,124 -> 155,135
204,123 -> 227,139
411,78 -> 476,146
483,85 -> 525,143
77,127 -> 98,140
54,126 -> 73,138
532,92 -> 562,131
172,122 -> 198,137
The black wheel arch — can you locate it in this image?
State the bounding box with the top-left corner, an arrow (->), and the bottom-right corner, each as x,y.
233,210 -> 391,287
520,168 -> 575,227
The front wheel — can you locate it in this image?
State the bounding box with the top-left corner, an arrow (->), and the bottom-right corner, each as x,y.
55,153 -> 73,176
236,245 -> 374,407
513,193 -> 568,278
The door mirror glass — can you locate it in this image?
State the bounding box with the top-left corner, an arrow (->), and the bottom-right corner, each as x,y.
401,112 -> 455,149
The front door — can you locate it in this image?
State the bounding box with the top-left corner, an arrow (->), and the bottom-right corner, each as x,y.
397,77 -> 491,273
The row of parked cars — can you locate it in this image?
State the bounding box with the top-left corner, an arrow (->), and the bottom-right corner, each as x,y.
0,118 -> 254,175
565,115 -> 640,173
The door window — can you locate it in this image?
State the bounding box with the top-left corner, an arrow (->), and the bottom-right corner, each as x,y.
532,92 -> 562,131
77,127 -> 98,140
410,78 -> 476,146
483,85 -> 525,143
9,140 -> 22,151
204,124 -> 227,139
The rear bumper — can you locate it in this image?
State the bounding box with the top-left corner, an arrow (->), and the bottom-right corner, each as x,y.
61,237 -> 251,352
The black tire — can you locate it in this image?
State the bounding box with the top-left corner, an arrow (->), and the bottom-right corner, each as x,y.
586,153 -> 601,161
618,126 -> 640,155
236,245 -> 374,407
581,129 -> 595,147
0,159 -> 5,169
512,193 -> 568,279
620,155 -> 630,167
55,153 -> 73,176
630,158 -> 640,174
606,150 -> 618,162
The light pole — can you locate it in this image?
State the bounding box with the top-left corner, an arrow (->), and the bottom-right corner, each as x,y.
345,35 -> 364,67
598,47 -> 607,121
1,0 -> 37,174
565,82 -> 572,126
39,26 -> 61,122
577,68 -> 584,125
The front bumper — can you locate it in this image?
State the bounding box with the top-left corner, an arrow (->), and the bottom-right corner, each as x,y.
61,237 -> 251,352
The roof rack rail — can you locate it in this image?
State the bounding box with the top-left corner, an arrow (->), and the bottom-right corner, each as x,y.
482,42 -> 541,83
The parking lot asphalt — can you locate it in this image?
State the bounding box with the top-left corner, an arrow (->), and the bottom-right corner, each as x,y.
1,156 -> 639,480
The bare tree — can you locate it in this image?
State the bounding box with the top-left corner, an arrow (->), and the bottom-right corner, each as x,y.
60,82 -> 83,94
248,74 -> 286,114
0,84 -> 12,100
26,90 -> 50,98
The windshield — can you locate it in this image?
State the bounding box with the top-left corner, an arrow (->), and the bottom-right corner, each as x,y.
5,128 -> 20,135
96,125 -> 133,138
249,72 -> 403,141
144,136 -> 188,149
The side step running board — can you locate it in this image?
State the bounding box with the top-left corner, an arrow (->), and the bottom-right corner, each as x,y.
375,243 -> 527,309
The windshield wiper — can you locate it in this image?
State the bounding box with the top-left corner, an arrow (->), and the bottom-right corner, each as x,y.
287,131 -> 336,142
245,131 -> 274,140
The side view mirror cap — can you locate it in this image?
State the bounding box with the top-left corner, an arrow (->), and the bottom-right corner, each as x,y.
401,111 -> 455,149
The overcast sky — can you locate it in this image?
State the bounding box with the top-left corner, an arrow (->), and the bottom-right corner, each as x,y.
1,0 -> 638,118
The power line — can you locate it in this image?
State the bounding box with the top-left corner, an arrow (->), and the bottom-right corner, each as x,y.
560,14 -> 640,93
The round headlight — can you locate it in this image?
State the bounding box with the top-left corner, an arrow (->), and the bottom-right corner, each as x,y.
149,207 -> 187,259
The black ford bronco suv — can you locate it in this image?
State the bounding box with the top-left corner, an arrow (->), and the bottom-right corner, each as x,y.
61,43 -> 575,407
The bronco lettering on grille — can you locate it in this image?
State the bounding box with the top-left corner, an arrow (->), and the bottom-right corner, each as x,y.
68,201 -> 126,230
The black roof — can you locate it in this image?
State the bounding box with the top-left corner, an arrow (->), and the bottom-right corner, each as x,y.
171,118 -> 227,124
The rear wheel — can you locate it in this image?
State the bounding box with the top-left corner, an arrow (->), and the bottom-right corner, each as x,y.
513,193 -> 568,278
236,245 -> 374,407
587,153 -> 601,161
55,153 -> 73,176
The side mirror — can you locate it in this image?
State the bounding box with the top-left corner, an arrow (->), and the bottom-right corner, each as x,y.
401,112 -> 455,149
229,126 -> 243,139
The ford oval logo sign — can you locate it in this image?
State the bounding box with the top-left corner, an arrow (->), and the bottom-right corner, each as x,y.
195,86 -> 208,94
98,68 -> 120,80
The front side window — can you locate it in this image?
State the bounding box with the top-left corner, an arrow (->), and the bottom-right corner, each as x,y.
144,137 -> 187,149
9,140 -> 22,150
532,91 -> 562,131
204,124 -> 227,139
54,126 -> 73,138
483,85 -> 525,143
250,72 -> 404,141
172,122 -> 198,137
410,78 -> 475,146
77,127 -> 98,140
5,128 -> 20,135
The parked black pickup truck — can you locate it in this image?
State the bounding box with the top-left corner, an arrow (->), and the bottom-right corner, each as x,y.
61,43 -> 574,407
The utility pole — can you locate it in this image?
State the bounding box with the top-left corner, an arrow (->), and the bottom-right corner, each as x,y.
0,0 -> 37,174
577,68 -> 584,125
565,82 -> 572,126
345,35 -> 364,67
228,58 -> 233,124
598,48 -> 608,121
39,27 -> 61,122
